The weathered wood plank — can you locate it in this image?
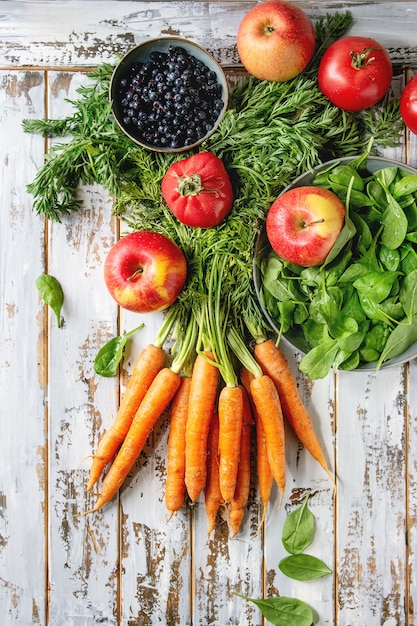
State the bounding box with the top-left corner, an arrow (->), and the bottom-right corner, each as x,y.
1,1 -> 417,68
45,71 -> 120,624
334,71 -> 411,626
263,346 -> 336,625
2,2 -> 417,625
336,366 -> 408,625
118,308 -> 192,626
0,69 -> 47,623
404,69 -> 417,626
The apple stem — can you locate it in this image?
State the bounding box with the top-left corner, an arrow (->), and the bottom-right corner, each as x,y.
176,173 -> 224,198
304,218 -> 325,227
127,268 -> 143,282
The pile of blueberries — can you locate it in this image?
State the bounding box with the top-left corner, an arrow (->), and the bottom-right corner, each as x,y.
115,44 -> 225,150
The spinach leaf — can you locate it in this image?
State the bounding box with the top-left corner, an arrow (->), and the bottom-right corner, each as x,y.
236,594 -> 314,626
379,245 -> 400,271
377,314 -> 417,367
400,244 -> 417,274
399,268 -> 417,318
328,164 -> 364,191
36,274 -> 64,328
279,554 -> 332,581
381,195 -> 408,250
366,179 -> 387,210
338,329 -> 366,352
374,165 -> 398,189
364,324 -> 390,353
338,349 -> 361,370
351,212 -> 372,253
322,198 -> 356,267
282,493 -> 314,555
94,323 -> 144,377
353,271 -> 399,305
393,173 -> 417,198
299,339 -> 339,379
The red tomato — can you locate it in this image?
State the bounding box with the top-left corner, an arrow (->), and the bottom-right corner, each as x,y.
400,75 -> 417,135
318,36 -> 392,112
161,152 -> 234,228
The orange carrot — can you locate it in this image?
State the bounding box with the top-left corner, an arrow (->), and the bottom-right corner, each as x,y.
229,387 -> 252,536
218,384 -> 244,502
240,367 -> 272,527
165,376 -> 192,516
87,343 -> 166,491
205,413 -> 223,535
90,366 -> 181,512
254,339 -> 333,483
185,351 -> 219,502
249,374 -> 286,508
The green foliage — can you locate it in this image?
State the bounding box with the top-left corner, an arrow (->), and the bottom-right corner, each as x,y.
281,493 -> 315,554
93,324 -> 144,377
36,274 -> 64,327
236,594 -> 314,626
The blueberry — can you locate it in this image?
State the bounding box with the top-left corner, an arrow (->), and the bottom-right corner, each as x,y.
116,44 -> 224,147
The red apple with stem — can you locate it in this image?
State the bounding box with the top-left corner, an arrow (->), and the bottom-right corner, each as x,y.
236,0 -> 316,82
266,186 -> 346,267
104,231 -> 188,313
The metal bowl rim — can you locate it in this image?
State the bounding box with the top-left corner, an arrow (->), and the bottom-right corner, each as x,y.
109,36 -> 229,153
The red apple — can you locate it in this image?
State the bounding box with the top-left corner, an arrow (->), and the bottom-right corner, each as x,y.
104,231 -> 187,313
236,0 -> 316,82
266,186 -> 345,267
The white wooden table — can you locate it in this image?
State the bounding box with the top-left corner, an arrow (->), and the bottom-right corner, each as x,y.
1,2 -> 417,624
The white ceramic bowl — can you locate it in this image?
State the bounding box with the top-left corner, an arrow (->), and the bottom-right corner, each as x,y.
254,155 -> 417,372
110,37 -> 228,153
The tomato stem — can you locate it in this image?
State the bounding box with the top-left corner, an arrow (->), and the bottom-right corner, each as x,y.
350,46 -> 378,69
176,173 -> 224,198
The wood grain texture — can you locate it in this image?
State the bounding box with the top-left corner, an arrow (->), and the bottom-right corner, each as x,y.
1,1 -> 417,68
2,2 -> 417,625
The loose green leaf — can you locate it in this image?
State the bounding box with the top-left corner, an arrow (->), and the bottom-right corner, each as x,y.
94,323 -> 144,377
236,593 -> 314,626
36,274 -> 64,328
282,494 -> 315,555
279,554 -> 332,581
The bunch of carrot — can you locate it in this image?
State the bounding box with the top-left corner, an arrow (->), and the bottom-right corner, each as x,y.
86,255 -> 334,537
